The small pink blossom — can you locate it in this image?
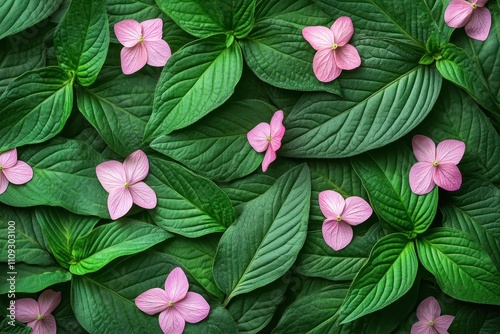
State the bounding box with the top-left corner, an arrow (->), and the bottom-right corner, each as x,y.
444,0 -> 491,41
135,267 -> 210,334
302,16 -> 361,82
409,135 -> 465,195
96,150 -> 157,220
411,296 -> 455,334
0,148 -> 33,195
319,190 -> 372,251
15,289 -> 61,334
114,18 -> 171,74
247,110 -> 286,172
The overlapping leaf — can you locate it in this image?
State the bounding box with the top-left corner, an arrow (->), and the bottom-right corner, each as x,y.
0,263 -> 71,294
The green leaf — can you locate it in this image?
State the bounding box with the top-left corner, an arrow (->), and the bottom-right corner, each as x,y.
151,99 -> 276,182
148,156 -> 236,237
0,0 -> 62,39
53,0 -> 109,86
449,303 -> 500,334
213,164 -> 311,303
339,233 -> 418,324
416,228 -> 500,305
0,318 -> 30,334
352,143 -> 438,234
255,0 -> 332,28
0,67 -> 73,152
0,263 -> 71,294
145,35 -> 243,139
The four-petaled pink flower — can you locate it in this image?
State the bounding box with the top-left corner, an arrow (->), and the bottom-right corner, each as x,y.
319,190 -> 372,251
411,296 -> 455,334
96,150 -> 157,220
15,289 -> 61,334
247,110 -> 286,172
409,135 -> 466,195
302,16 -> 361,82
135,267 -> 210,334
444,0 -> 491,41
0,148 -> 33,195
114,18 -> 171,75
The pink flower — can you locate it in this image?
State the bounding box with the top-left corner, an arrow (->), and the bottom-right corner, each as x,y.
444,0 -> 491,41
411,296 -> 455,334
114,18 -> 172,74
409,135 -> 466,195
247,110 -> 286,172
96,150 -> 157,220
15,289 -> 61,334
0,148 -> 33,195
302,16 -> 361,82
319,190 -> 372,251
135,267 -> 210,334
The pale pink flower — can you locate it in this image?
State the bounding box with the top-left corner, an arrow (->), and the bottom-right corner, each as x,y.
96,150 -> 157,220
15,289 -> 61,334
409,135 -> 465,195
319,190 -> 372,251
114,18 -> 171,74
411,296 -> 455,334
302,16 -> 361,82
444,0 -> 491,41
0,148 -> 33,195
247,110 -> 286,172
135,267 -> 210,334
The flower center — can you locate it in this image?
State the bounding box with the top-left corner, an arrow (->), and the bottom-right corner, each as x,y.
0,165 -> 3,170
432,161 -> 439,167
168,301 -> 174,307
37,314 -> 43,320
124,182 -> 130,188
267,136 -> 272,142
428,321 -> 434,327
471,3 -> 477,9
139,36 -> 144,42
332,43 -> 338,50
337,215 -> 342,222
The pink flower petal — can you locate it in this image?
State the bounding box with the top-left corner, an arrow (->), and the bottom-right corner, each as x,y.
165,267 -> 189,303
465,7 -> 491,41
474,0 -> 488,7
409,162 -> 436,195
434,163 -> 462,192
436,139 -> 465,165
313,48 -> 342,82
159,308 -> 185,334
96,160 -> 127,193
444,0 -> 473,28
269,110 -> 285,151
247,123 -> 271,153
417,296 -> 441,322
31,314 -> 57,334
0,172 -> 9,195
318,190 -> 345,219
0,148 -> 18,168
37,289 -> 61,316
2,161 -> 33,185
114,19 -> 142,47
123,150 -> 149,184
342,196 -> 372,226
141,18 -> 163,41
107,188 -> 133,220
174,292 -> 210,323
135,288 -> 170,315
433,315 -> 455,334
331,16 -> 355,46
262,147 -> 277,172
129,182 -> 157,209
322,220 -> 354,251
410,320 -> 435,334
120,44 -> 148,75
412,135 -> 436,163
333,44 -> 361,70
15,298 -> 39,323
144,39 -> 172,67
302,26 -> 334,50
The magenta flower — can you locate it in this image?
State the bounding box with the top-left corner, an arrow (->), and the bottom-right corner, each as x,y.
247,110 -> 286,172
15,289 -> 61,334
319,190 -> 372,251
114,18 -> 171,74
0,148 -> 33,195
411,296 -> 455,334
135,267 -> 210,334
302,16 -> 361,82
409,135 -> 466,195
96,150 -> 157,220
444,0 -> 491,41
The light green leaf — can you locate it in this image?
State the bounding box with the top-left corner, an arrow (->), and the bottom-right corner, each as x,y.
0,263 -> 71,294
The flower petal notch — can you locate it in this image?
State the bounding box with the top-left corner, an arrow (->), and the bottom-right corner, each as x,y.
319,190 -> 372,251
0,148 -> 33,195
302,16 -> 361,82
96,149 -> 157,220
247,110 -> 286,172
411,296 -> 455,334
15,289 -> 61,334
114,18 -> 172,74
135,267 -> 210,334
409,135 -> 466,195
444,0 -> 491,41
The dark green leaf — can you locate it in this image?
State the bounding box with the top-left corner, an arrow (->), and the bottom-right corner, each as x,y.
255,0 -> 331,28
0,263 -> 71,294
